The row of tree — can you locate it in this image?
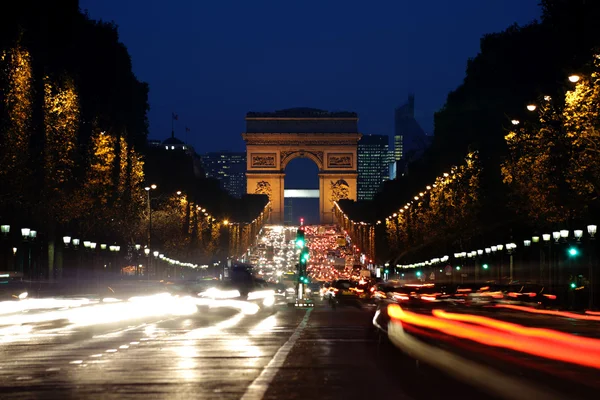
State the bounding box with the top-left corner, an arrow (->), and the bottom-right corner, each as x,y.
502,56 -> 600,228
339,1 -> 600,264
0,2 -> 269,278
0,2 -> 149,277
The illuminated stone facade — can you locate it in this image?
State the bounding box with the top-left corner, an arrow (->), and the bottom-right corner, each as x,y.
243,108 -> 361,224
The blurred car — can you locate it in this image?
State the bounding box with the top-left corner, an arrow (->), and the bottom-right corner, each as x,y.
499,283 -> 557,308
306,282 -> 321,299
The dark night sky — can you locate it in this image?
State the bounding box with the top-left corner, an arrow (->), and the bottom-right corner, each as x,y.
80,0 -> 541,153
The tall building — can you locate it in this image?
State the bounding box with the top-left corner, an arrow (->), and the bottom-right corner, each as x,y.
201,151 -> 247,198
357,134 -> 389,201
393,94 -> 429,163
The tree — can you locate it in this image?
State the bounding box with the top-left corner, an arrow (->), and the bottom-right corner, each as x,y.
502,54 -> 600,227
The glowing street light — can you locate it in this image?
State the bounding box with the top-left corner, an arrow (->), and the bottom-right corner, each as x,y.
568,75 -> 580,83
526,104 -> 537,111
511,119 -> 520,125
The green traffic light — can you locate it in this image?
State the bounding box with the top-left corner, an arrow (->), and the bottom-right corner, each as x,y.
384,269 -> 389,274
570,282 -> 577,289
568,247 -> 579,257
416,271 -> 421,277
456,266 -> 461,271
482,264 -> 489,269
296,239 -> 305,248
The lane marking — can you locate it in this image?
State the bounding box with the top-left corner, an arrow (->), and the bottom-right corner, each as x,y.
241,309 -> 312,400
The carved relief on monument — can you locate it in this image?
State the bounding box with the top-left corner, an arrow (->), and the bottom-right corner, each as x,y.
327,153 -> 353,168
280,150 -> 324,169
254,181 -> 272,201
330,179 -> 350,204
251,153 -> 277,168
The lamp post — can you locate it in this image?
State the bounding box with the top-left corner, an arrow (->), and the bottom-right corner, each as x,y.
1,224 -> 9,272
144,247 -> 150,279
587,225 -> 597,309
145,184 -> 157,270
506,243 -> 516,282
135,244 -> 141,276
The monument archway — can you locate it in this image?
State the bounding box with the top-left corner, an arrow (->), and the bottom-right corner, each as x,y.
242,108 -> 362,224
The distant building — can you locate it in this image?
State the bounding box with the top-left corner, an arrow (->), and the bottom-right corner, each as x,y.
357,134 -> 389,201
393,94 -> 430,164
201,151 -> 247,198
146,136 -> 204,179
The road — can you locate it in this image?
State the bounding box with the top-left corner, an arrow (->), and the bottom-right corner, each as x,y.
1,294 -> 599,399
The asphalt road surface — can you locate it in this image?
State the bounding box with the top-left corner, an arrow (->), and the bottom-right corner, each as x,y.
1,296 -> 598,399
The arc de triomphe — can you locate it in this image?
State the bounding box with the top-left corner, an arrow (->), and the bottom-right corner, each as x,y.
242,108 -> 362,224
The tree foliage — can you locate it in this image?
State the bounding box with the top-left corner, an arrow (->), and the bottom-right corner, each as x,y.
383,152 -> 481,262
502,55 -> 600,227
0,1 -> 150,277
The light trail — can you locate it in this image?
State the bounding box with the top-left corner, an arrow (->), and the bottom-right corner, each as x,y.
494,304 -> 600,321
388,304 -> 600,369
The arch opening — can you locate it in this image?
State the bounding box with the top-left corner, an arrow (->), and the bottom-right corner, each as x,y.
284,157 -> 319,225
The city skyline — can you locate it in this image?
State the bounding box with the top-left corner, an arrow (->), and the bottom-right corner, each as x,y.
79,0 -> 541,153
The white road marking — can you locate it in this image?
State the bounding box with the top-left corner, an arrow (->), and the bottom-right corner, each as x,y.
241,309 -> 312,400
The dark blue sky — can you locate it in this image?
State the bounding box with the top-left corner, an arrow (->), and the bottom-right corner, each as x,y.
80,0 -> 541,153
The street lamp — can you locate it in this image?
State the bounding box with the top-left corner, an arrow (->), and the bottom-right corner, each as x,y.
144,248 -> 150,256
511,119 -> 520,125
568,74 -> 580,83
1,225 -> 9,236
560,230 -> 569,241
21,228 -> 30,238
524,240 -> 531,247
588,225 -> 597,238
144,184 -> 157,266
552,231 -> 561,243
63,236 -> 71,246
72,238 -> 80,247
526,104 -> 537,111
135,244 -> 141,251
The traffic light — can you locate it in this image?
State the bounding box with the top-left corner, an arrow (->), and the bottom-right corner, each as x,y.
455,266 -> 461,271
416,271 -> 421,277
295,229 -> 305,248
482,264 -> 489,269
568,247 -> 579,257
570,282 -> 577,289
384,269 -> 389,274
300,247 -> 310,263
